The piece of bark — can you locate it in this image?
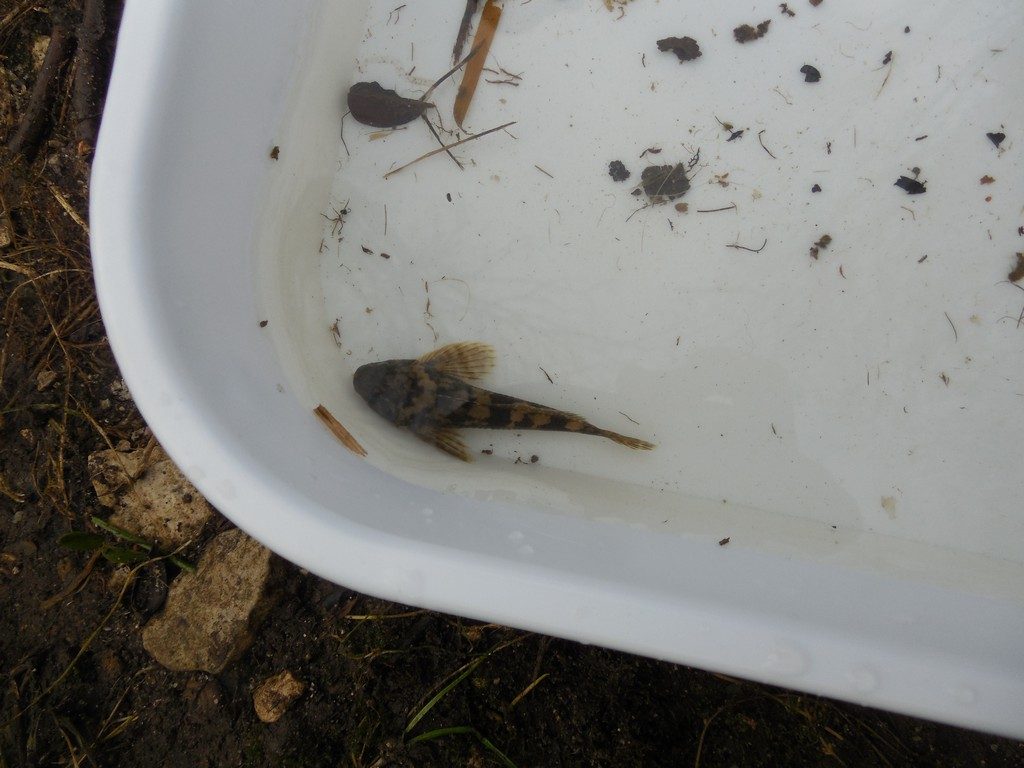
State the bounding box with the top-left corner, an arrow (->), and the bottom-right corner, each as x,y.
6,26 -> 75,158
72,0 -> 107,152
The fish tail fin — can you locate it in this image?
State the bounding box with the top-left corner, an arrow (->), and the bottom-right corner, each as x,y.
598,429 -> 656,451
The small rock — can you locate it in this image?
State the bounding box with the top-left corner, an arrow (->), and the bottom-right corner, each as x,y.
253,670 -> 307,723
0,209 -> 13,249
110,378 -> 132,401
31,36 -> 50,70
88,445 -> 213,549
36,369 -> 57,391
142,529 -> 277,673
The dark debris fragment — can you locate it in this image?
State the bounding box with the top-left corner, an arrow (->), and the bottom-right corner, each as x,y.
347,81 -> 430,128
657,36 -> 702,62
882,50 -> 892,65
809,233 -> 832,260
895,175 -> 927,194
986,131 -> 1006,148
1009,253 -> 1024,283
608,160 -> 630,182
640,164 -> 690,204
800,64 -> 821,83
811,184 -> 821,193
727,129 -> 744,142
780,3 -> 795,16
734,20 -> 771,43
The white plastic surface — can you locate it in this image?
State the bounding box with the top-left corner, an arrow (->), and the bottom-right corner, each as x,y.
91,0 -> 1024,738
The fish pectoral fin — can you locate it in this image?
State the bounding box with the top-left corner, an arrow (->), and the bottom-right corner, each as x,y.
418,342 -> 495,381
417,426 -> 472,462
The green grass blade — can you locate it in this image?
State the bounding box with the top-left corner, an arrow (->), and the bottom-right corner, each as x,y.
476,732 -> 518,768
405,659 -> 484,734
407,725 -> 476,745
90,516 -> 153,550
168,555 -> 196,573
405,635 -> 525,735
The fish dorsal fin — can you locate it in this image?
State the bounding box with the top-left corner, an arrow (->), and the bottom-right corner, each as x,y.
418,342 -> 495,381
418,426 -> 471,462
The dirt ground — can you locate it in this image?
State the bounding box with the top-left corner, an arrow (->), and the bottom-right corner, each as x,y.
2,3 -> 1023,767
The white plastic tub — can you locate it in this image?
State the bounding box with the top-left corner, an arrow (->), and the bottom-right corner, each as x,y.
92,0 -> 1024,738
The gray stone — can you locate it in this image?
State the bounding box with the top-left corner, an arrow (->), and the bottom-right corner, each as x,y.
88,445 -> 213,549
142,529 -> 277,673
253,670 -> 307,723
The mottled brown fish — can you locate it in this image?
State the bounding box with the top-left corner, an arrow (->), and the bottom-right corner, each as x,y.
353,342 -> 655,461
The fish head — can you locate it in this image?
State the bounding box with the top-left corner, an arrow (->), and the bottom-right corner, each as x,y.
353,360 -> 411,422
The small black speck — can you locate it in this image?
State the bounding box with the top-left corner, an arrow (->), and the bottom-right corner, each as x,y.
380,252 -> 391,260
811,183 -> 822,193
882,50 -> 892,65
718,537 -> 730,546
182,493 -> 193,503
446,192 -> 453,202
986,131 -> 1006,148
269,146 -> 280,160
481,449 -> 493,455
727,129 -> 744,141
530,454 -> 539,464
259,320 -> 268,327
904,25 -> 910,33
361,245 -> 374,254
800,64 -> 821,83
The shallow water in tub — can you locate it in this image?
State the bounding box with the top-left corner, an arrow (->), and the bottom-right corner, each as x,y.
272,0 -> 1024,572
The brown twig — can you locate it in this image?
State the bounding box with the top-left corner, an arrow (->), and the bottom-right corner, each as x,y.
72,0 -> 108,153
421,115 -> 464,169
943,311 -> 957,342
757,129 -> 776,159
534,164 -> 554,178
423,44 -> 482,104
876,55 -> 894,98
452,0 -> 481,63
7,25 -> 76,158
383,121 -> 515,179
454,1 -> 501,127
339,111 -> 351,156
697,204 -> 737,213
726,238 -> 768,253
618,411 -> 639,426
314,405 -> 367,457
0,0 -> 37,35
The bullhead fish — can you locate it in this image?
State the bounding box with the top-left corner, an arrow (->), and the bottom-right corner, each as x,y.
353,342 -> 655,461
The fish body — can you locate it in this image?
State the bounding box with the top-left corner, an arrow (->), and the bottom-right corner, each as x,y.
353,342 -> 654,461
